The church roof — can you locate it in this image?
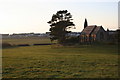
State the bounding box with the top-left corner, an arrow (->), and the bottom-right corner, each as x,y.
92,26 -> 101,34
81,25 -> 105,35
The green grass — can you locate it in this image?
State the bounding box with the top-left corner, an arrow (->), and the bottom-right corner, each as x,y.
2,44 -> 119,78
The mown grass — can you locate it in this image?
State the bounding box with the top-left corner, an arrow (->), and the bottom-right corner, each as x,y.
2,44 -> 119,78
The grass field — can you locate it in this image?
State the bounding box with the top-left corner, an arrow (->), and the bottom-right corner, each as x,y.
2,37 -> 51,45
2,41 -> 119,78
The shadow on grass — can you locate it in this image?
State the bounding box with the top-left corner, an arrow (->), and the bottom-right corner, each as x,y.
2,43 -> 53,49
2,43 -> 31,49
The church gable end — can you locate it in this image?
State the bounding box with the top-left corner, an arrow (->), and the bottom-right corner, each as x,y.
80,25 -> 107,43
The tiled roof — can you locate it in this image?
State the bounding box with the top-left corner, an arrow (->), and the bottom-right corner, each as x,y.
81,25 -> 104,35
92,26 -> 101,34
81,25 -> 97,35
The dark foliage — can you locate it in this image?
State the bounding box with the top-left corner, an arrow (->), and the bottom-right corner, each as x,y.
64,37 -> 79,45
47,10 -> 75,44
2,43 -> 13,48
17,44 -> 30,46
84,18 -> 88,28
33,43 -> 51,46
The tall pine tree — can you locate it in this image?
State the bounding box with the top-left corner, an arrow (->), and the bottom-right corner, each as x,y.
84,18 -> 88,28
47,10 -> 75,44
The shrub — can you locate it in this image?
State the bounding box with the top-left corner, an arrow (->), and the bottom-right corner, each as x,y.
64,37 -> 79,44
2,43 -> 13,48
17,44 -> 30,46
33,43 -> 51,46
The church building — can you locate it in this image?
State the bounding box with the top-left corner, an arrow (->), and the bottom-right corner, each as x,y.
80,19 -> 108,43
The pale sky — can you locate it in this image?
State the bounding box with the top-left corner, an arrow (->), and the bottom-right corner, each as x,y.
0,0 -> 119,34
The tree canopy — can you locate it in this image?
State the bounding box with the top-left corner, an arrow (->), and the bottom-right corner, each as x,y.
47,10 -> 75,44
